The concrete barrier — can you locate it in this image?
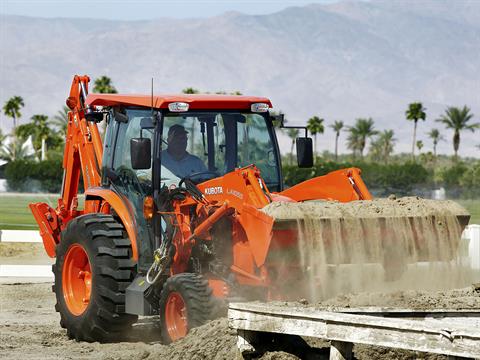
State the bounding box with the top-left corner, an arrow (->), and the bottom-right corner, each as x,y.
464,224 -> 480,270
0,230 -> 42,243
0,264 -> 53,278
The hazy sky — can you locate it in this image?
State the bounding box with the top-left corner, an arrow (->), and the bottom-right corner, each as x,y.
1,0 -> 344,20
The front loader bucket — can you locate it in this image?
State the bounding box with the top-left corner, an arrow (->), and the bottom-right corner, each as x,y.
263,197 -> 470,266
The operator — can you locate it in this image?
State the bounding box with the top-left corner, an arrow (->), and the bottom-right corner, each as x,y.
161,124 -> 207,178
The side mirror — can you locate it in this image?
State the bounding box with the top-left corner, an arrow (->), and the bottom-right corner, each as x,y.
130,138 -> 151,170
85,110 -> 104,123
296,137 -> 313,168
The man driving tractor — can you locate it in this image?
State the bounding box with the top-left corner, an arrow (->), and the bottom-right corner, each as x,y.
162,124 -> 207,178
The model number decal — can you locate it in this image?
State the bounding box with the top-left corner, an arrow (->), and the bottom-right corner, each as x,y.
204,186 -> 223,195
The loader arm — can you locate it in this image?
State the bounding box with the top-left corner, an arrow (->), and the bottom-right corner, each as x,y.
280,167 -> 372,202
30,75 -> 103,257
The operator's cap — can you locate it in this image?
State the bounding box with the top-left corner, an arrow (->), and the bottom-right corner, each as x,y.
168,124 -> 188,138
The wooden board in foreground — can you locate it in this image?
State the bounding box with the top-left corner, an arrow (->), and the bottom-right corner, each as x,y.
228,302 -> 480,358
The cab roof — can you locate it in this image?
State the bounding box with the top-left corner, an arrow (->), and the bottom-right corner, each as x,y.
85,93 -> 272,110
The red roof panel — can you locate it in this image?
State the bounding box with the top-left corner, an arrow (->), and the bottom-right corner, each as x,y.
85,93 -> 272,110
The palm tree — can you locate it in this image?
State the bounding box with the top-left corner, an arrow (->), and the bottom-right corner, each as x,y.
348,118 -> 378,158
3,96 -> 25,130
370,130 -> 396,164
416,140 -> 424,153
406,102 -> 427,159
307,116 -> 324,156
436,105 -> 479,160
50,106 -> 70,136
427,128 -> 444,158
286,128 -> 299,165
93,76 -> 117,94
0,136 -> 34,161
329,120 -> 344,161
31,115 -> 50,159
0,129 -> 5,148
347,130 -> 362,159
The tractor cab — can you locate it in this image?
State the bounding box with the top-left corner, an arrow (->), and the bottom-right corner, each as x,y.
95,95 -> 291,271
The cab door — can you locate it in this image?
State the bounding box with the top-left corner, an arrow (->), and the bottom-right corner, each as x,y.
110,109 -> 155,271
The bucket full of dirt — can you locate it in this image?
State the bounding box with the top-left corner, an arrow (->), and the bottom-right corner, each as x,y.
262,197 -> 472,301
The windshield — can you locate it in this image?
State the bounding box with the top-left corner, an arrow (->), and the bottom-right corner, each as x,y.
162,111 -> 281,189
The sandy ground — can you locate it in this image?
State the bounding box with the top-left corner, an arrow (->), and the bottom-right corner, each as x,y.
1,197 -> 477,359
2,282 -> 480,360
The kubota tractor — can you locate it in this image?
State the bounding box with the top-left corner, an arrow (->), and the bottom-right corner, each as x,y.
30,75 -> 469,343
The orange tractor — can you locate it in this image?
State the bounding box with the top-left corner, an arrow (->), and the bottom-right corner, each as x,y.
30,75 -> 468,343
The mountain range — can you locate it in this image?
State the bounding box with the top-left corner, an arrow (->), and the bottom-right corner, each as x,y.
1,0 -> 479,156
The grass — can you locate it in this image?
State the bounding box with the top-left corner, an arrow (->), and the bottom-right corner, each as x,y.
0,194 -> 59,230
0,194 -> 479,230
457,199 -> 480,225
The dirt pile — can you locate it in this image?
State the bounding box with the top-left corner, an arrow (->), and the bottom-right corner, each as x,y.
317,285 -> 480,310
262,197 -> 473,301
262,197 -> 469,220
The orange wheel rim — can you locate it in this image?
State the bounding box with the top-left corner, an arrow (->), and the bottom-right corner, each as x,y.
165,291 -> 187,340
62,244 -> 92,316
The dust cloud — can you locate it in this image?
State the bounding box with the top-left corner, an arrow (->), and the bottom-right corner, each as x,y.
263,197 -> 477,302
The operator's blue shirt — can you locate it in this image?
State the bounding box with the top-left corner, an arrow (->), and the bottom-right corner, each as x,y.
161,150 -> 207,178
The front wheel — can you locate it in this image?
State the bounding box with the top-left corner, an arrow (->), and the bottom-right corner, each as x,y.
159,273 -> 215,343
53,214 -> 137,342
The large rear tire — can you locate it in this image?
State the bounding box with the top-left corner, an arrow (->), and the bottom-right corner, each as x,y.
53,214 -> 138,342
159,273 -> 215,343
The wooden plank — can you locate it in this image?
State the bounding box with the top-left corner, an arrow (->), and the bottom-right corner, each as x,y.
229,303 -> 480,336
228,305 -> 480,358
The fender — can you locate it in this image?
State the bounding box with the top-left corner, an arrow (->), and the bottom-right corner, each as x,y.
85,187 -> 139,261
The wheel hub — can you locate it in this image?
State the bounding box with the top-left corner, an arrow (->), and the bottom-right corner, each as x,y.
165,292 -> 188,340
62,244 -> 92,315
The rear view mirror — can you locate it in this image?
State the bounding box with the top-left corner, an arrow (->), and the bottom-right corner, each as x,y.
296,137 -> 313,168
130,138 -> 151,170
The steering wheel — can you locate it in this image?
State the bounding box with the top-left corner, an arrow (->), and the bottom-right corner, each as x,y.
179,171 -> 220,186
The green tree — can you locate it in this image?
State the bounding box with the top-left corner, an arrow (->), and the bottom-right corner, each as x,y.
427,128 -> 444,158
15,114 -> 61,158
3,96 -> 25,130
369,130 -> 396,164
416,140 -> 424,153
50,106 -> 70,136
347,130 -> 361,159
182,87 -> 200,94
329,120 -> 344,161
348,118 -> 377,158
307,116 -> 324,156
0,136 -> 34,162
436,106 -> 479,160
286,128 -> 299,165
230,91 -> 242,95
0,129 -> 6,148
93,76 -> 118,94
460,162 -> 480,198
406,102 -> 426,159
